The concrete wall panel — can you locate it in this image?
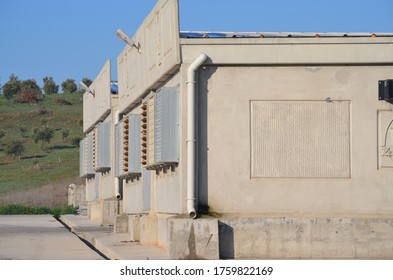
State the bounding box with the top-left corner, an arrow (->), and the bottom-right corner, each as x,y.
117,0 -> 180,114
198,65 -> 393,215
123,179 -> 144,214
83,60 -> 111,133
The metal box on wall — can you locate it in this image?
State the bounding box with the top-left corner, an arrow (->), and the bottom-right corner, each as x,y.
79,138 -> 85,177
86,133 -> 95,176
154,87 -> 179,165
379,79 -> 393,104
114,123 -> 120,177
143,87 -> 179,169
80,134 -> 95,178
94,122 -> 111,172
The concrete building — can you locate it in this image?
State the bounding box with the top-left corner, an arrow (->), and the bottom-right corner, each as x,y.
79,0 -> 393,259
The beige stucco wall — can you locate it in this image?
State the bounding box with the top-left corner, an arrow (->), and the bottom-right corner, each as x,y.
85,177 -> 97,202
123,178 -> 144,214
197,65 -> 393,215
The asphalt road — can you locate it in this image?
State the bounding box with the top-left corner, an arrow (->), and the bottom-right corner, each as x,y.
0,215 -> 104,260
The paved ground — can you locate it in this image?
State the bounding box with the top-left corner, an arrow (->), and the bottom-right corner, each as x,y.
60,215 -> 169,260
0,215 -> 103,260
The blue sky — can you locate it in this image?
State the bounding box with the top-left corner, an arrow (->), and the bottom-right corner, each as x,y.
0,0 -> 392,89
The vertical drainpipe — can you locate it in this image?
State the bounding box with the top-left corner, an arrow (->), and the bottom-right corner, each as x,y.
114,110 -> 122,200
186,53 -> 208,219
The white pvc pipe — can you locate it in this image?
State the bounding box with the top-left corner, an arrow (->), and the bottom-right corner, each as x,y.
186,53 -> 208,219
114,110 -> 122,200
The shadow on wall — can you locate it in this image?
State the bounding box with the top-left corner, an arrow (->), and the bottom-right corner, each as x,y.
218,221 -> 234,259
197,65 -> 218,213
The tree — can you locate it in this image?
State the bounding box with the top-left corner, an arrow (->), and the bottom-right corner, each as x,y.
21,79 -> 41,95
19,127 -> 28,138
0,130 -> 5,148
61,130 -> 70,142
33,127 -> 55,151
6,140 -> 25,160
71,136 -> 82,147
61,79 -> 77,94
2,74 -> 21,100
43,76 -> 59,95
81,77 -> 92,87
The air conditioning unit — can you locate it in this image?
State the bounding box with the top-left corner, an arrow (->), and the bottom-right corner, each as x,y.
142,87 -> 179,170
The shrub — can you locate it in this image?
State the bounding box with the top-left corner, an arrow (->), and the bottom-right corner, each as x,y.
41,119 -> 48,126
35,105 -> 51,115
6,140 -> 25,159
56,97 -> 72,106
0,204 -> 78,219
61,130 -> 70,142
19,127 -> 28,138
14,91 -> 39,104
33,127 -> 55,151
71,137 -> 82,147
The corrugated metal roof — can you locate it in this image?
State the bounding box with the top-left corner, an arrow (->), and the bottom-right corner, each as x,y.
180,31 -> 393,38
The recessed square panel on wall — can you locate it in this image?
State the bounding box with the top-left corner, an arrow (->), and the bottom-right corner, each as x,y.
251,101 -> 351,178
378,110 -> 393,168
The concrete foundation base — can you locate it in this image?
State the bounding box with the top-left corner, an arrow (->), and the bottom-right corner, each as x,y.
167,217 -> 219,260
114,214 -> 129,233
140,214 -> 158,246
88,197 -> 120,226
218,216 -> 393,259
128,215 -> 141,241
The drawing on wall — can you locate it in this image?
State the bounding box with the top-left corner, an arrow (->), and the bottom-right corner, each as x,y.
379,111 -> 393,168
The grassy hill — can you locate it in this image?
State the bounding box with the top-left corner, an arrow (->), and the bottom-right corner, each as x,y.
0,93 -> 83,205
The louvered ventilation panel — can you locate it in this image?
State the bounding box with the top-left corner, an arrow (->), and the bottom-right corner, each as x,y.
114,124 -> 120,177
154,87 -> 179,165
79,138 -> 85,177
94,122 -> 111,172
118,120 -> 125,177
92,128 -> 97,170
126,114 -> 142,175
85,133 -> 95,178
123,117 -> 129,175
84,136 -> 88,176
141,102 -> 148,167
147,95 -> 155,168
143,87 -> 179,170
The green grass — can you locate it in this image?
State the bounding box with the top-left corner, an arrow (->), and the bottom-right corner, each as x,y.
0,93 -> 83,196
0,204 -> 78,219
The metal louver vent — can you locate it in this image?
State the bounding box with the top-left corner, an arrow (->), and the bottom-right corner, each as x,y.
94,122 -> 111,172
143,87 -> 179,170
141,102 -> 148,167
123,117 -> 129,174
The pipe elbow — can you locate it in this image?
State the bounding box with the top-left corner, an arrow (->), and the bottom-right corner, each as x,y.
187,53 -> 208,79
